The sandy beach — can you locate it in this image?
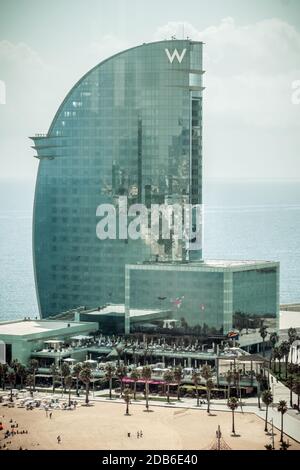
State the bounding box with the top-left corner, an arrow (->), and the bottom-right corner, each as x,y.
1,400 -> 299,451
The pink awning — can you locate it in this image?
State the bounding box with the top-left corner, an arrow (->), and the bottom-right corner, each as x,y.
122,377 -> 176,386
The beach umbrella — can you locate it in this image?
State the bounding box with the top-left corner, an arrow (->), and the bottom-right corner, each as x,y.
107,348 -> 119,359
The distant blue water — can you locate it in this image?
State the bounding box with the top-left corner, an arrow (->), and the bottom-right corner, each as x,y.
204,203 -> 300,303
0,180 -> 299,321
0,210 -> 38,320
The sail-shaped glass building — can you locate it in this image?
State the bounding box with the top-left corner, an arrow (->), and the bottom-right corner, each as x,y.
31,40 -> 204,318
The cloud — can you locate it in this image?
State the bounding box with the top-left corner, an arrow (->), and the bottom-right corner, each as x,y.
1,18 -> 300,181
0,40 -> 59,179
0,40 -> 46,68
154,18 -> 300,129
0,35 -> 132,179
0,40 -> 55,117
154,21 -> 200,42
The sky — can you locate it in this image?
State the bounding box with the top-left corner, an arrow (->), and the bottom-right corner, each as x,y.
0,0 -> 300,182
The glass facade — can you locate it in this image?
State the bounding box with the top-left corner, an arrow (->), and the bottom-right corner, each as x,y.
232,267 -> 279,330
125,262 -> 279,334
31,40 -> 204,317
127,266 -> 224,332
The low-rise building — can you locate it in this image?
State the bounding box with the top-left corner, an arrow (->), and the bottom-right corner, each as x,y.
125,260 -> 279,335
0,319 -> 98,365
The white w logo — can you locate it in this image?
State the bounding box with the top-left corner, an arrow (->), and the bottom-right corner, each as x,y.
165,48 -> 187,64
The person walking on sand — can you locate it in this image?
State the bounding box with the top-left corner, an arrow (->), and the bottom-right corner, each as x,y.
57,435 -> 61,444
49,412 -> 52,419
140,430 -> 143,438
137,431 -> 140,439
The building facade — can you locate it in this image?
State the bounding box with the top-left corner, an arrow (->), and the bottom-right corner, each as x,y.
125,260 -> 280,334
31,40 -> 204,318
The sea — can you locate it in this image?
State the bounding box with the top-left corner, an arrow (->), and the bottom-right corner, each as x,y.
0,178 -> 300,322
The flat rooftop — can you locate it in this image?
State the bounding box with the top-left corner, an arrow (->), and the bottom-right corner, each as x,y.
87,305 -> 125,315
0,319 -> 94,337
279,310 -> 300,330
130,259 -> 279,271
84,305 -> 170,317
280,303 -> 300,312
195,259 -> 277,268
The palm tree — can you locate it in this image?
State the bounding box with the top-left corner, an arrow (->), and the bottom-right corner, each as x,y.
265,444 -> 273,450
201,365 -> 213,413
163,370 -> 174,403
280,440 -> 291,451
49,364 -> 59,394
269,332 -> 279,370
79,365 -> 92,405
73,362 -> 83,397
60,362 -> 71,394
292,377 -> 300,410
25,374 -> 34,396
225,370 -> 234,400
272,346 -> 280,374
287,363 -> 298,375
201,364 -> 213,381
277,400 -> 288,442
255,372 -> 263,409
142,365 -> 152,411
116,343 -> 124,366
123,387 -> 131,415
6,369 -> 16,402
227,397 -> 239,434
105,364 -> 116,399
205,379 -> 214,414
285,375 -> 294,408
233,369 -> 241,402
173,366 -> 182,401
280,341 -> 291,379
192,370 -> 201,406
116,365 -> 127,397
0,363 -> 8,390
65,375 -> 73,407
262,390 -> 273,432
287,327 -> 297,346
277,346 -> 284,379
130,369 -> 139,400
16,364 -> 27,389
269,331 -> 279,348
10,359 -> 20,375
259,325 -> 268,357
29,359 -> 39,391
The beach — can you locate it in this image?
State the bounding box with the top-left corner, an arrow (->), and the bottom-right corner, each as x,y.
1,400 -> 299,451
